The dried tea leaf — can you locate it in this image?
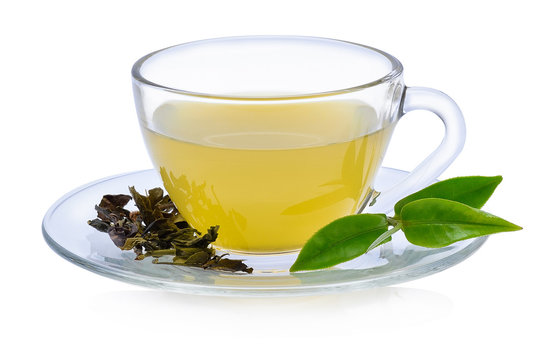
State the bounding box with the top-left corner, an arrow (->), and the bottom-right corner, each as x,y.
87,218 -> 111,233
100,194 -> 132,209
129,186 -> 179,227
120,236 -> 143,251
143,249 -> 176,258
175,246 -> 205,258
204,254 -> 254,273
148,187 -> 164,205
128,186 -> 155,225
88,186 -> 252,274
108,228 -> 128,247
96,195 -> 132,221
94,204 -> 116,222
172,226 -> 218,249
181,250 -> 212,266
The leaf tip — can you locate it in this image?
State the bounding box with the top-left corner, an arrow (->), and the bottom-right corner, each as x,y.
493,175 -> 503,185
499,216 -> 522,232
289,262 -> 302,273
509,223 -> 523,231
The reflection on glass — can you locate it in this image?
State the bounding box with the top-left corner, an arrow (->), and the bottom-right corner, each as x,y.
142,100 -> 394,253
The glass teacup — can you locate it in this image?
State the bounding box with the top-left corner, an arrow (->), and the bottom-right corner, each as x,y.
132,36 -> 465,254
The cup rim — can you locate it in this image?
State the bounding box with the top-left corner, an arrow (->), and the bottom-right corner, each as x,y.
132,35 -> 404,101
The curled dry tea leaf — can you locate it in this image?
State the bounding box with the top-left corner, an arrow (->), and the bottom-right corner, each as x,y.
87,218 -> 111,233
87,194 -> 137,247
204,254 -> 253,274
88,187 -> 252,273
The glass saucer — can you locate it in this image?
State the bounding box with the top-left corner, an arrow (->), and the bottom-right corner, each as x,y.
42,168 -> 487,297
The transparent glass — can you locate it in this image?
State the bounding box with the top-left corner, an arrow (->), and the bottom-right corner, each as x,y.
42,168 -> 487,296
132,36 -> 465,254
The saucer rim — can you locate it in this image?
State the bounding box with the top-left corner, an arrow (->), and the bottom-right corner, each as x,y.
42,168 -> 488,296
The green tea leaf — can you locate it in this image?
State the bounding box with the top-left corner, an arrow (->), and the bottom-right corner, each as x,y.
400,198 -> 522,247
394,176 -> 503,215
290,214 -> 389,272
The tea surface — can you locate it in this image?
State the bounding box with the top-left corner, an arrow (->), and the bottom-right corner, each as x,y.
142,100 -> 394,253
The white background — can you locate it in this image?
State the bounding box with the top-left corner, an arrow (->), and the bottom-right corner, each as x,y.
2,0 -> 554,358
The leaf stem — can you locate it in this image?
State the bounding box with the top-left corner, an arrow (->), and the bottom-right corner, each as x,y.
387,217 -> 400,226
365,220 -> 402,253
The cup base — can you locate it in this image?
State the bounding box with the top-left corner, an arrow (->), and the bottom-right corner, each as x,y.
213,246 -> 302,257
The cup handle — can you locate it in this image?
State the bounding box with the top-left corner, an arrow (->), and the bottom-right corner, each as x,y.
369,86 -> 466,214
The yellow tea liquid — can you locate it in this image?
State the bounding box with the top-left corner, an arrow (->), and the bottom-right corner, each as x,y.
141,100 -> 394,253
